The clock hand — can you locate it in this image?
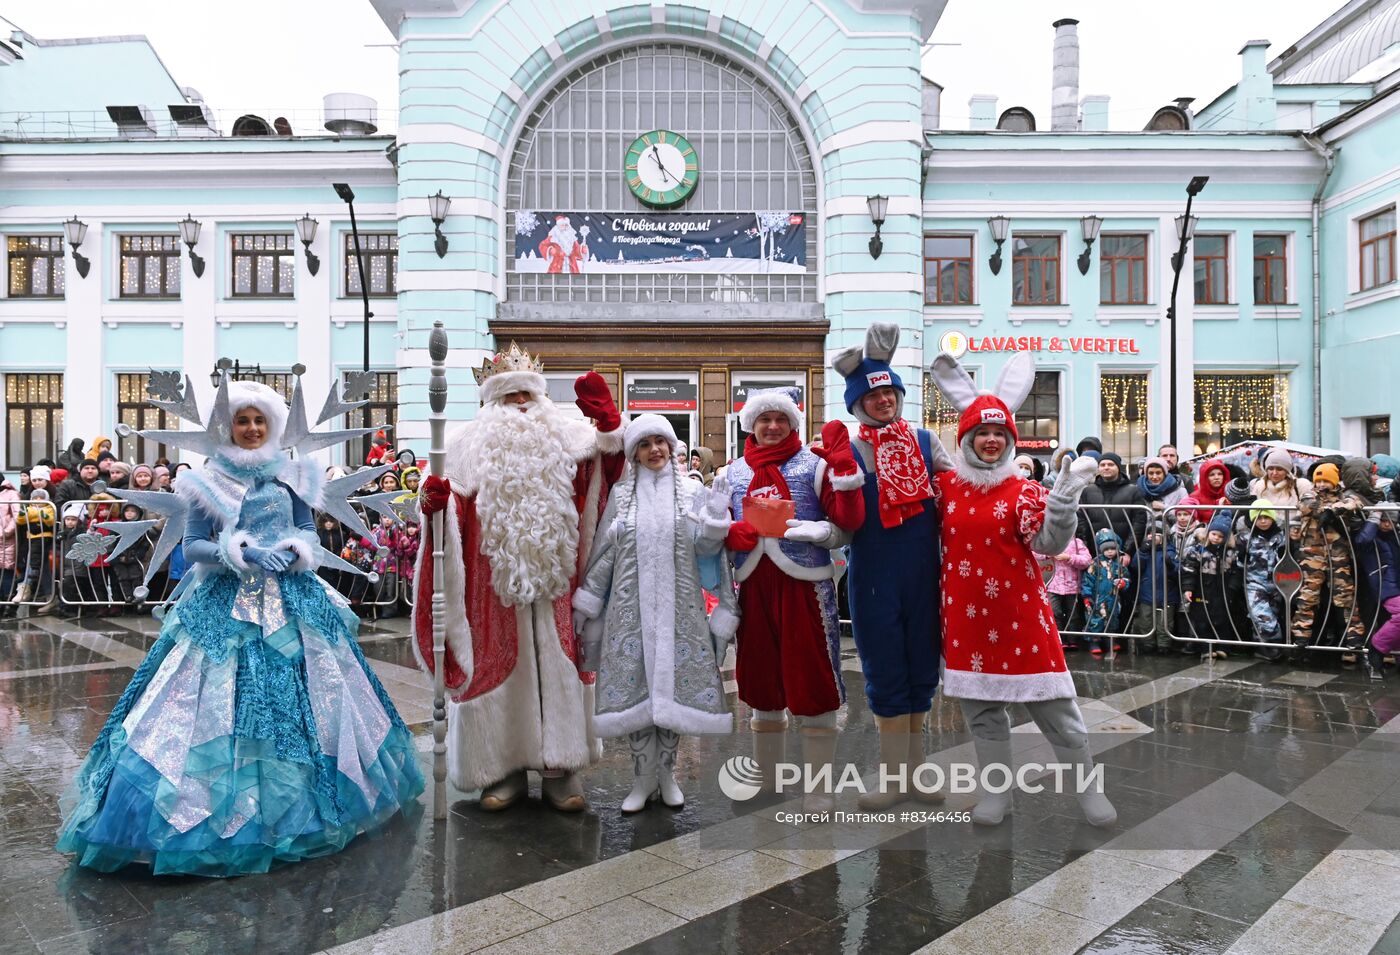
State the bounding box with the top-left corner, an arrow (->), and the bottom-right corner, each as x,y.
649,145 -> 675,183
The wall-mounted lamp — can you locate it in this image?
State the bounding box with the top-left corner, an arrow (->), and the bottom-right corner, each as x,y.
987,215 -> 1010,275
178,215 -> 206,278
428,190 -> 452,258
295,213 -> 320,276
1076,214 -> 1102,275
64,216 -> 90,279
866,194 -> 889,260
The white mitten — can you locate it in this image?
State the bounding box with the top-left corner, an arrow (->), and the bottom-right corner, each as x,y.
1053,454 -> 1098,498
783,518 -> 835,545
698,474 -> 733,540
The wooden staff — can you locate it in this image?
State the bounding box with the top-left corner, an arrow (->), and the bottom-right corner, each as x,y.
427,320 -> 449,819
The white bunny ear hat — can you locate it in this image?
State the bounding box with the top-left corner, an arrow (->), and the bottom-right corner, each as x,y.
928,351 -> 1036,448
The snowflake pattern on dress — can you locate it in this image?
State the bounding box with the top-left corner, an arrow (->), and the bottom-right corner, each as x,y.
984,579 -> 1000,599
971,653 -> 983,672
965,604 -> 977,619
958,560 -> 972,577
993,500 -> 1009,519
988,629 -> 999,643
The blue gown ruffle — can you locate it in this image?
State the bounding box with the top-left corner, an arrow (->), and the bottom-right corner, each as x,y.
55,567 -> 424,877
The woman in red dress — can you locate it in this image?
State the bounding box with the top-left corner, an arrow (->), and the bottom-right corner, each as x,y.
928,352 -> 1117,827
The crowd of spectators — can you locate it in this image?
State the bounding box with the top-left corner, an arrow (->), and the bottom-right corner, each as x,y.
0,436 -> 423,620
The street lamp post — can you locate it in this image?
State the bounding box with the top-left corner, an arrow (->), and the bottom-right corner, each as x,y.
333,183 -> 373,373
1165,175 -> 1209,451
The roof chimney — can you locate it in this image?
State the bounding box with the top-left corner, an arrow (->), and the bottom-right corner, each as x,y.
1080,95 -> 1110,131
1237,40 -> 1275,129
1051,18 -> 1080,131
969,94 -> 998,129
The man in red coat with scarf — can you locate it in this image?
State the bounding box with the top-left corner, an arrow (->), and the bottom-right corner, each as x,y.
413,344 -> 624,812
723,387 -> 863,810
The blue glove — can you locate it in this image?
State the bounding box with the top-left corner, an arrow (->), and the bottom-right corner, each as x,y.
243,545 -> 291,572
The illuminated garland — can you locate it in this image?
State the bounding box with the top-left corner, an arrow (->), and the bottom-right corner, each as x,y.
1100,374 -> 1148,435
1194,374 -> 1289,435
922,372 -> 962,431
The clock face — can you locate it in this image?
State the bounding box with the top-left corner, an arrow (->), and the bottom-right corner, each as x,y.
624,130 -> 698,208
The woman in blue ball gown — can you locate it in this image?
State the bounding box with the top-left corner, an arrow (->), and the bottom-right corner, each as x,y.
56,381 -> 424,876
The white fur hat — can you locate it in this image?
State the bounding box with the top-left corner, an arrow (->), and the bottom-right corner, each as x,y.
739,387 -> 802,432
624,413 -> 678,460
29,464 -> 52,482
226,380 -> 289,447
479,369 -> 547,406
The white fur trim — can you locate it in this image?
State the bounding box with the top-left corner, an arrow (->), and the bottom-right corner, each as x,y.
828,469 -> 865,492
444,598 -> 590,790
739,390 -> 802,432
479,370 -> 547,406
218,526 -> 254,572
277,536 -> 319,572
571,588 -> 604,619
278,458 -> 326,509
213,443 -> 283,467
951,434 -> 1018,489
941,668 -> 1077,703
624,414 -> 677,460
226,380 -> 290,448
708,605 -> 740,640
595,424 -> 625,456
735,540 -> 837,583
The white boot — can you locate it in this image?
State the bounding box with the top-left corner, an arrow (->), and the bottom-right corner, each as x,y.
858,715 -> 911,810
750,716 -> 788,794
800,727 -> 838,814
908,712 -> 945,805
622,728 -> 659,814
971,735 -> 1014,826
655,728 -> 684,809
12,582 -> 31,604
1052,742 -> 1118,827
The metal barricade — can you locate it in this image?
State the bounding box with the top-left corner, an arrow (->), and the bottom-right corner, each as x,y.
1161,501 -> 1399,661
1041,503 -> 1159,657
54,496 -> 179,613
313,500 -> 417,614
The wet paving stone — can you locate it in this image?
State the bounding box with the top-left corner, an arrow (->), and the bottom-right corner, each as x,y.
1,618 -> 1399,954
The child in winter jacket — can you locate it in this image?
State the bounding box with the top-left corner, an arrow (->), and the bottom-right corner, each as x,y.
1036,536 -> 1090,649
57,505 -> 95,614
1129,518 -> 1178,653
1357,507 -> 1400,656
1292,462 -> 1369,650
370,515 -> 406,617
1235,503 -> 1287,660
1081,529 -> 1131,654
111,503 -> 154,611
15,489 -> 55,604
1180,512 -> 1238,653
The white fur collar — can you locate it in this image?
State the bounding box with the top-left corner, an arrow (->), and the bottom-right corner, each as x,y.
214,443 -> 284,467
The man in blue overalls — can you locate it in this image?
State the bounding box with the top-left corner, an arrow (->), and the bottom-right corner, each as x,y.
833,323 -> 953,809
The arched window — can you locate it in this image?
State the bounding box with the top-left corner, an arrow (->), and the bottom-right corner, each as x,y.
1145,106 -> 1190,131
996,107 -> 1036,132
504,43 -> 818,310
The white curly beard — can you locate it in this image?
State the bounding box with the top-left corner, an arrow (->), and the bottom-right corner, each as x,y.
449,396 -> 597,607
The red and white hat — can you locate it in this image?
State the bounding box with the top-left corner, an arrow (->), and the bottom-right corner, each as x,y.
957,394 -> 1018,446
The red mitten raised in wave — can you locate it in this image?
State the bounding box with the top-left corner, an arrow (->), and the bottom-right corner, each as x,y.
420,475 -> 452,516
574,372 -> 622,433
810,419 -> 856,476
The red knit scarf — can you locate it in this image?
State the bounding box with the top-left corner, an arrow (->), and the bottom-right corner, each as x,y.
743,431 -> 802,500
857,418 -> 934,528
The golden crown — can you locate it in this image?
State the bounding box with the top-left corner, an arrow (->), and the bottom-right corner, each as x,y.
472,341 -> 544,386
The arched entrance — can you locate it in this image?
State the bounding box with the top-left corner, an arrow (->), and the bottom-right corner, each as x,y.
494,41 -> 826,458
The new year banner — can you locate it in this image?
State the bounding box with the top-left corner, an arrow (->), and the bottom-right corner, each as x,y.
512,211 -> 806,274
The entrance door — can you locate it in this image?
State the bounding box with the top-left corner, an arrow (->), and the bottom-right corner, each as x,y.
624,373 -> 699,454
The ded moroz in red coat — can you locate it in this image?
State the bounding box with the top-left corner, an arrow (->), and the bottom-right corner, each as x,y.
933,470 -> 1077,702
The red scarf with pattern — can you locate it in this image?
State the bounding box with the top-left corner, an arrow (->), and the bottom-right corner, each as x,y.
742,431 -> 802,500
857,419 -> 934,528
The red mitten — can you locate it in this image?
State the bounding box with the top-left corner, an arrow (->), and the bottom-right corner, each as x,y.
811,420 -> 856,475
420,475 -> 452,516
574,372 -> 622,433
725,520 -> 760,552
